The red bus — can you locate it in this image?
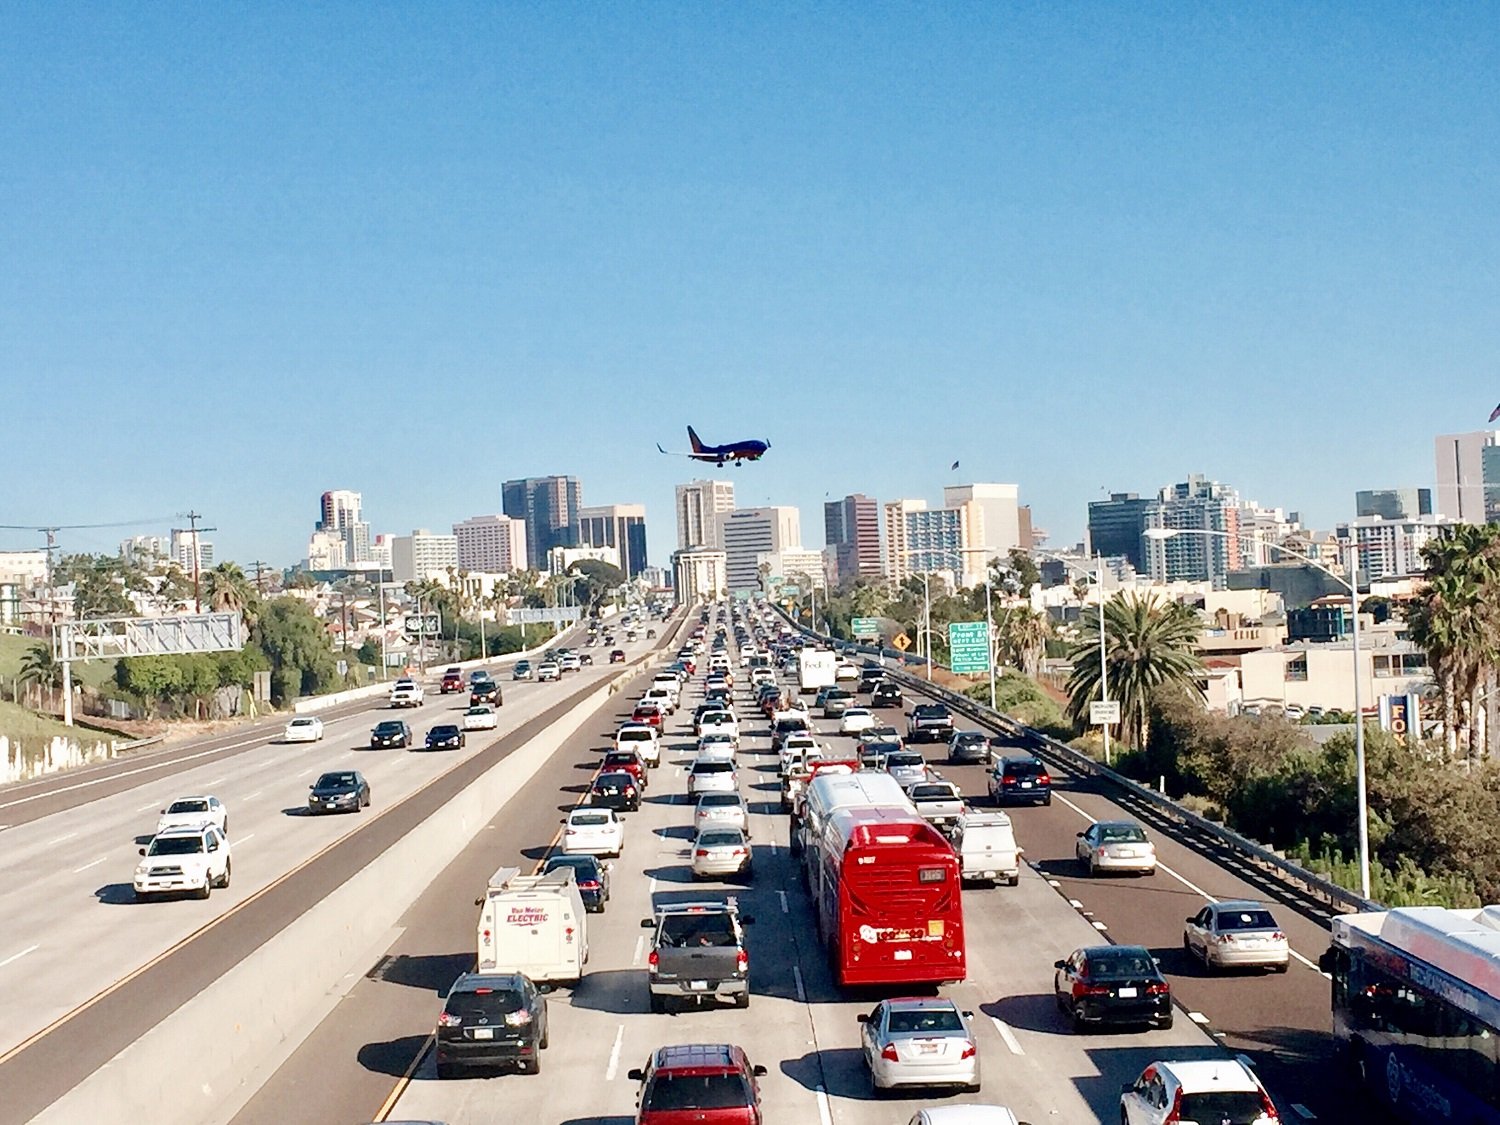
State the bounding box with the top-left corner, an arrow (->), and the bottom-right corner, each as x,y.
808,804 -> 965,987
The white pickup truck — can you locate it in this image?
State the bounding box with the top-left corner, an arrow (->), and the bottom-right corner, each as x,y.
389,679 -> 425,708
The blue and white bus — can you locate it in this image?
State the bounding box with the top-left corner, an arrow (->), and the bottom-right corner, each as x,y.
1322,905 -> 1500,1122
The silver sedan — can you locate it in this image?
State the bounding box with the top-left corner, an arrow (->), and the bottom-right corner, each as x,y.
859,997 -> 980,1095
689,827 -> 752,880
693,792 -> 749,834
1184,900 -> 1290,972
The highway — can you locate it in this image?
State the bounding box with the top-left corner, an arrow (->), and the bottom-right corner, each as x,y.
0,620 -> 662,1125
235,620 -> 1246,1125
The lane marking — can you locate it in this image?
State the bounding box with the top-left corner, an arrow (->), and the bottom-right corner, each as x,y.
244,790 -> 263,800
72,857 -> 107,874
793,964 -> 806,1003
1291,1104 -> 1316,1119
1156,860 -> 1217,901
1091,920 -> 1108,930
990,1016 -> 1025,1055
632,935 -> 645,966
1053,792 -> 1096,822
604,1023 -> 624,1080
235,833 -> 255,844
777,890 -> 789,914
48,832 -> 77,845
0,945 -> 39,969
816,1086 -> 833,1125
136,802 -> 159,813
1189,1011 -> 1210,1025
1068,899 -> 1084,909
371,1032 -> 434,1120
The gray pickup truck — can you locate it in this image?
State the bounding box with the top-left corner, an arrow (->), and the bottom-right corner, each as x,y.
641,901 -> 754,1012
908,779 -> 966,832
907,703 -> 955,743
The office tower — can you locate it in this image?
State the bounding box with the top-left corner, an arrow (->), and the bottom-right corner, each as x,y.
1336,515 -> 1454,581
391,529 -> 459,584
318,489 -> 372,566
1142,475 -> 1240,586
1355,488 -> 1434,521
1434,431 -> 1500,522
675,479 -> 735,550
453,515 -> 529,574
170,528 -> 214,573
579,504 -> 649,577
824,493 -> 883,583
712,507 -> 801,591
1087,493 -> 1155,572
502,476 -> 584,570
943,483 -> 1023,556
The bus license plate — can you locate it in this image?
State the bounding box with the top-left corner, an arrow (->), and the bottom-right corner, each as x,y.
473,1028 -> 494,1040
894,950 -> 912,961
689,980 -> 708,990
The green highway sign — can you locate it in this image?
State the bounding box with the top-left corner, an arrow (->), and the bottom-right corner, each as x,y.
783,584 -> 801,597
948,620 -> 990,675
851,616 -> 879,639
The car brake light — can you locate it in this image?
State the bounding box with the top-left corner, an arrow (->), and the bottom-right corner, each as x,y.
960,1041 -> 976,1059
696,849 -> 710,858
1072,981 -> 1109,998
504,1010 -> 532,1026
579,880 -> 599,889
880,1043 -> 899,1062
1038,773 -> 1051,784
1260,1089 -> 1280,1120
438,1011 -> 462,1027
1164,1087 -> 1182,1123
736,949 -> 748,972
1002,776 -> 1018,786
648,950 -> 659,970
1272,931 -> 1286,941
1146,982 -> 1170,995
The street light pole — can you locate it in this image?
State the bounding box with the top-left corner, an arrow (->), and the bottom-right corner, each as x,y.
1096,553 -> 1111,767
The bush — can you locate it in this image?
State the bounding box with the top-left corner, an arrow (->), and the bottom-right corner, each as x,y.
964,673 -> 1071,739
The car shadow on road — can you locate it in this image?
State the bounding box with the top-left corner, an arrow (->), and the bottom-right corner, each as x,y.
356,1034 -> 431,1078
94,883 -> 140,905
1031,857 -> 1085,880
366,951 -> 473,997
1077,1042 -> 1226,1108
280,806 -> 316,817
982,992 -> 1065,1034
653,825 -> 695,840
568,967 -> 650,1015
643,864 -> 694,884
780,1049 -> 878,1101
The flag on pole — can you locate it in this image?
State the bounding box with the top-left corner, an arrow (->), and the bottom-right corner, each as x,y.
1488,403 -> 1500,424
950,460 -> 960,471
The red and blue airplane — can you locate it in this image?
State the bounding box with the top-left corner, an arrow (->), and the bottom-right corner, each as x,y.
657,426 -> 771,467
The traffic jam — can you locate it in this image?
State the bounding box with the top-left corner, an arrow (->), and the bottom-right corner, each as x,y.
397,602 -> 1285,1125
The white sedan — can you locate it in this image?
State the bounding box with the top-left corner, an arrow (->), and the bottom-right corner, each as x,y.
463,705 -> 499,731
156,794 -> 229,836
562,808 -> 624,857
283,716 -> 324,743
840,707 -> 878,736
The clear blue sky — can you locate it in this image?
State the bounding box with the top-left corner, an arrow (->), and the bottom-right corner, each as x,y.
3,3 -> 1497,567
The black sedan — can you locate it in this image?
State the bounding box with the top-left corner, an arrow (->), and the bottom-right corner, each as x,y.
424,724 -> 466,751
370,721 -> 412,749
470,680 -> 502,706
308,770 -> 370,814
588,770 -> 641,812
1053,944 -> 1173,1032
543,853 -> 611,912
871,682 -> 903,709
609,648 -> 626,663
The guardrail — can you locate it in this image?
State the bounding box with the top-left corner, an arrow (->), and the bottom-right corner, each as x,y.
773,608 -> 1382,915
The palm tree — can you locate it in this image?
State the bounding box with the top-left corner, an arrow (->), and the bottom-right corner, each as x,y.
202,562 -> 258,624
1066,592 -> 1204,750
1002,606 -> 1052,679
19,642 -> 62,690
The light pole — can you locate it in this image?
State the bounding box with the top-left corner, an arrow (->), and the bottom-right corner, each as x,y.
1144,525 -> 1371,900
900,546 -> 1001,700
1032,549 -> 1112,766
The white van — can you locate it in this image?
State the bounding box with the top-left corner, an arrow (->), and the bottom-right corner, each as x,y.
954,811 -> 1022,887
476,866 -> 589,985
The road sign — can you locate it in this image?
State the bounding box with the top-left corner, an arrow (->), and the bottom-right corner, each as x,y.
1090,700 -> 1121,725
891,632 -> 911,652
851,616 -> 879,639
403,613 -> 441,637
783,584 -> 801,597
948,621 -> 990,675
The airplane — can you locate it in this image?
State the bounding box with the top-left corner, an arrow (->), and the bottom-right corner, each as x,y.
656,426 -> 771,467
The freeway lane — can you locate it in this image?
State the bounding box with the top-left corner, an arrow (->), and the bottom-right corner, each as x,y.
0,629 -> 664,1125
242,629 -> 1226,1125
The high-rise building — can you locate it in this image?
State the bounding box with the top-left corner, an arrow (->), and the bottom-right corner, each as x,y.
579,504 -> 649,577
943,484 -> 1022,555
1435,431 -> 1500,522
760,548 -> 828,590
391,529 -> 458,584
306,530 -> 347,571
824,494 -> 883,584
1355,488 -> 1433,521
170,529 -> 214,574
119,535 -> 171,566
675,480 -> 735,550
453,515 -> 528,574
502,476 -> 583,570
672,548 -> 727,603
318,489 -> 372,565
1336,515 -> 1454,581
713,507 -> 800,592
1142,475 -> 1240,586
1087,493 -> 1155,572
885,498 -> 986,586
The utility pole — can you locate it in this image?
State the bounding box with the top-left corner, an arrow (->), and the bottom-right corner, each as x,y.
172,511 -> 216,613
249,560 -> 270,595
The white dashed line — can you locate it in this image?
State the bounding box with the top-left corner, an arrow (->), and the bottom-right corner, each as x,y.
605,1024 -> 624,1079
1156,861 -> 1217,901
632,935 -> 645,966
1091,920 -> 1108,930
990,1016 -> 1025,1055
1052,792 -> 1096,822
1189,1011 -> 1211,1025
778,890 -> 789,914
235,833 -> 254,844
48,832 -> 77,845
0,945 -> 39,969
815,1086 -> 833,1125
244,790 -> 263,800
1068,899 -> 1084,909
793,965 -> 807,1003
137,802 -> 159,812
72,857 -> 107,874
1291,1104 -> 1316,1119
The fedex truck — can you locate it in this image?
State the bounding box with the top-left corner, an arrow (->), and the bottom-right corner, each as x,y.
476,866 -> 588,985
797,649 -> 837,694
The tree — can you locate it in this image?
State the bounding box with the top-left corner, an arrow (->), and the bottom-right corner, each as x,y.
1004,549 -> 1042,600
202,562 -> 257,623
19,642 -> 62,690
1000,605 -> 1051,679
63,554 -> 137,618
251,596 -> 339,705
568,560 -> 625,613
1066,591 -> 1205,750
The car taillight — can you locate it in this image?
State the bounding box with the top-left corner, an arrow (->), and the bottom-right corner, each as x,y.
696,849 -> 710,858
1038,773 -> 1051,784
880,1044 -> 899,1062
1260,1089 -> 1280,1120
648,950 -> 659,970
578,880 -> 599,889
1002,776 -> 1018,786
438,1011 -> 462,1027
1072,981 -> 1109,998
1146,982 -> 1170,995
960,1041 -> 976,1059
1272,931 -> 1286,942
736,950 -> 748,973
1164,1087 -> 1182,1123
504,1010 -> 532,1026
1216,933 -> 1237,944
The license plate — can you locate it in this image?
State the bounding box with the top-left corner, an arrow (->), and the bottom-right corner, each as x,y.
918,1042 -> 938,1054
1020,781 -> 1033,788
688,980 -> 708,990
893,950 -> 912,961
1117,987 -> 1138,998
473,1028 -> 494,1040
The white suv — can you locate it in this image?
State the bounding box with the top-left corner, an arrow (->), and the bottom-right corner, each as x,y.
1120,1058 -> 1278,1124
156,794 -> 229,836
134,824 -> 232,901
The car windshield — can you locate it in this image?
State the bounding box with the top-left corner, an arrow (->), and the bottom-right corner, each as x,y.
1177,1091 -> 1266,1122
1087,951 -> 1156,978
289,719 -> 315,727
605,754 -> 637,767
165,800 -> 208,814
430,726 -> 459,737
1217,909 -> 1279,931
1007,760 -> 1046,776
375,723 -> 403,734
910,785 -> 953,800
545,856 -> 596,876
915,706 -> 947,718
1099,824 -> 1146,843
316,773 -> 356,789
446,988 -> 523,1018
595,775 -> 630,791
644,1073 -> 750,1111
659,914 -> 736,947
148,836 -> 205,855
887,753 -> 923,768
572,812 -> 611,826
466,707 -> 489,715
956,733 -> 985,744
699,794 -> 739,807
693,761 -> 732,774
698,829 -> 745,847
887,1008 -> 964,1034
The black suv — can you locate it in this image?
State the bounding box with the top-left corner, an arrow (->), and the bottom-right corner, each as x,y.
870,682 -> 903,709
590,770 -> 642,813
470,679 -> 502,706
370,720 -> 411,749
988,754 -> 1052,805
543,854 -> 610,912
435,972 -> 549,1077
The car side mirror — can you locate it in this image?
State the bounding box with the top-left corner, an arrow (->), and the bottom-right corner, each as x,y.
138,847 -> 146,855
752,1064 -> 767,1077
1076,830 -> 1085,837
309,784 -> 315,789
962,1010 -> 974,1019
640,918 -> 655,929
1152,957 -> 1161,967
855,1013 -> 868,1023
1186,916 -> 1197,924
158,809 -> 165,815
627,1067 -> 645,1081
1053,959 -> 1067,970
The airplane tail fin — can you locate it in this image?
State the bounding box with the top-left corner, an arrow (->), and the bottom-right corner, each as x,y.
687,426 -> 705,454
